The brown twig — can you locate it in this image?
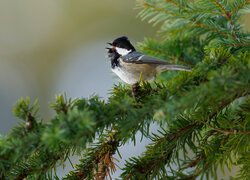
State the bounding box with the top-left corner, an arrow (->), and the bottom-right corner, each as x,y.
207,124 -> 250,135
210,0 -> 238,40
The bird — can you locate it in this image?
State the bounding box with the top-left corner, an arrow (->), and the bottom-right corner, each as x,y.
106,36 -> 191,95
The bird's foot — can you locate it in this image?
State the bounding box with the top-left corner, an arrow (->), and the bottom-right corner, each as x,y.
131,83 -> 140,98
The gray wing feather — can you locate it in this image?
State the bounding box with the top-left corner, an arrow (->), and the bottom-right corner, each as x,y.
122,52 -> 192,72
122,52 -> 171,65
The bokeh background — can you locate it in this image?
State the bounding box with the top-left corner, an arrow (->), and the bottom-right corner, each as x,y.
0,0 -> 249,178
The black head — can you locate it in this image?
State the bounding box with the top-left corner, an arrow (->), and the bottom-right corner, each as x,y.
111,36 -> 136,52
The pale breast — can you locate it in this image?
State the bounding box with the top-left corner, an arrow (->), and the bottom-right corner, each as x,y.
112,59 -> 157,85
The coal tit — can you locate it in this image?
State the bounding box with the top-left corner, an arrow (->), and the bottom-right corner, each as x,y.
107,36 -> 191,85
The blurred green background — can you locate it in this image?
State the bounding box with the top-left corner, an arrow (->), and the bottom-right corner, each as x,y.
0,0 -> 249,178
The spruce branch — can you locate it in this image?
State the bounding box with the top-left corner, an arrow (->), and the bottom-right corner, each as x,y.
138,0 -> 250,47
64,129 -> 120,180
121,93 -> 250,179
210,0 -> 238,40
4,96 -> 96,178
236,152 -> 250,179
0,98 -> 41,178
229,0 -> 250,15
2,47 -> 248,179
163,54 -> 250,121
207,125 -> 250,135
13,97 -> 39,131
121,122 -> 200,179
0,68 -> 205,178
50,94 -> 77,115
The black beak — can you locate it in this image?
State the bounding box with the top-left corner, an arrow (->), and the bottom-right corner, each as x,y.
105,47 -> 112,51
105,42 -> 116,53
105,47 -> 114,54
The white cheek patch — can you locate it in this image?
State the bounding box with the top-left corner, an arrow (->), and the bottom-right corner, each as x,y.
115,47 -> 131,56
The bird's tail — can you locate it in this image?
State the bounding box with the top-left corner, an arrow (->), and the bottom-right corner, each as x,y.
156,64 -> 192,73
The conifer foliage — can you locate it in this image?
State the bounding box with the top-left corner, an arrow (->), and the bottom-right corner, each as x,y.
0,0 -> 250,179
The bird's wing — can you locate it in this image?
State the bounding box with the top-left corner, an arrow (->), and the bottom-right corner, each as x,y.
122,52 -> 171,65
